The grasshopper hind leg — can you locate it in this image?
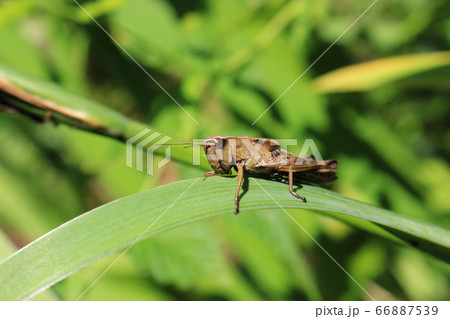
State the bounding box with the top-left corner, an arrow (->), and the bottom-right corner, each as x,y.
289,166 -> 307,203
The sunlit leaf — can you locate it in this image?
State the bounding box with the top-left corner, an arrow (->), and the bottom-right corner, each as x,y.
314,51 -> 450,93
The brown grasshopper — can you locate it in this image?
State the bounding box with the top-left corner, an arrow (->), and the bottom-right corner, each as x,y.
161,136 -> 338,215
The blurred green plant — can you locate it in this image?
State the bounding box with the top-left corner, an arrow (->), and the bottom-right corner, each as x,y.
1,0 -> 449,301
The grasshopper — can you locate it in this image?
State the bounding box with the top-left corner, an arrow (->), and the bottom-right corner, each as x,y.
161,136 -> 338,214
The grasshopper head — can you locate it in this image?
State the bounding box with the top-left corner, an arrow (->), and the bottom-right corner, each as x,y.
202,136 -> 232,174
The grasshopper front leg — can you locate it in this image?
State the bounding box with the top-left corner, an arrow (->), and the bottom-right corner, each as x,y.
234,162 -> 244,215
203,171 -> 217,177
289,165 -> 306,202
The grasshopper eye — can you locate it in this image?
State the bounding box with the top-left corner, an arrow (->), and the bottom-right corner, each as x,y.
204,138 -> 216,146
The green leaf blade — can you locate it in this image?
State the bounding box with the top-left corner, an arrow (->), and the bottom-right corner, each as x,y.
0,177 -> 449,300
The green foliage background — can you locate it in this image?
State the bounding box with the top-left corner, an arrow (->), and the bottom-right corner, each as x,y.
0,0 -> 449,300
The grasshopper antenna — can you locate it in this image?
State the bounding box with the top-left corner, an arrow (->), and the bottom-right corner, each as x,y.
156,142 -> 209,149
